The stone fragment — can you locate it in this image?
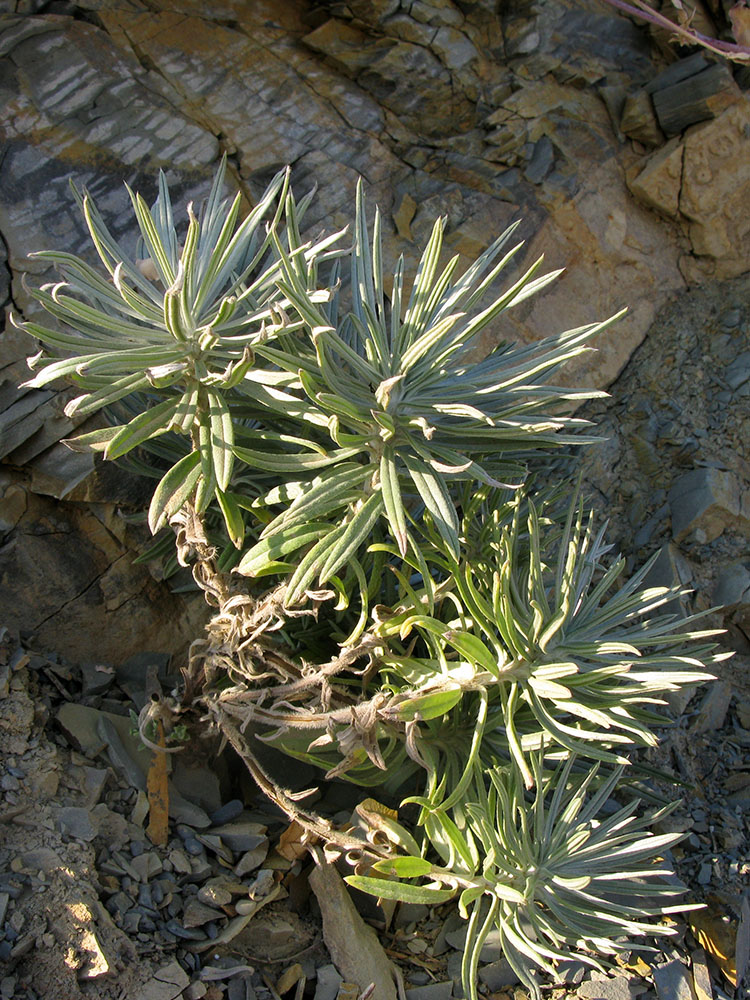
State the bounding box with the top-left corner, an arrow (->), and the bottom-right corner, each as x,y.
479,958 -> 519,990
277,964 -> 305,995
315,964 -> 343,1000
197,883 -> 232,907
80,661 -> 115,696
209,822 -> 267,853
184,985 -> 208,1000
309,861 -> 397,1000
680,103 -> 750,276
57,806 -> 99,842
183,899 -> 224,928
395,902 -> 430,928
652,960 -> 695,1000
235,845 -> 268,877
652,63 -> 741,137
668,467 -> 750,543
690,681 -> 732,734
210,800 -> 245,826
578,975 -> 636,1000
713,561 -> 750,630
620,90 -> 664,146
19,848 -> 62,872
690,951 -> 712,1000
133,960 -> 190,1000
431,27 -> 478,70
405,983 -> 453,1000
628,139 -> 684,219
130,852 -> 163,882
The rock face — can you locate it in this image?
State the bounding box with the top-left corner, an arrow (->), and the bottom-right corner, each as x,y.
0,0 -> 748,661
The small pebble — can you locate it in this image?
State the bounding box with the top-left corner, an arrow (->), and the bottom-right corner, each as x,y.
185,838 -> 204,857
130,841 -> 144,858
210,800 -> 244,826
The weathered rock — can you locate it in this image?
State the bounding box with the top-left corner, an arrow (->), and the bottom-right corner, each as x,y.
133,960 -> 190,1000
620,90 -> 664,146
679,102 -> 750,278
309,861 -> 397,1000
628,139 -> 684,219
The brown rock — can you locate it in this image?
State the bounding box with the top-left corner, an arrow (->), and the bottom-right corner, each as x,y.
620,90 -> 665,146
679,101 -> 750,276
628,139 -> 684,219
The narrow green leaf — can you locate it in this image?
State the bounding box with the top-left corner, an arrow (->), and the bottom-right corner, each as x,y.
106,397 -> 182,460
345,876 -> 455,905
371,857 -> 434,878
148,451 -> 201,532
380,446 -> 407,556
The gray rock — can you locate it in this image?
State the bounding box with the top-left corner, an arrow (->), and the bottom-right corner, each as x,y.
80,661 -> 115,696
209,822 -> 267,854
445,923 -> 502,963
690,682 -> 732,734
130,852 -> 163,883
691,948 -> 712,1000
57,806 -> 99,842
314,966 -> 343,1000
183,898 -> 224,928
19,848 -> 62,872
555,959 -> 588,985
309,861 -> 397,1000
210,800 -> 245,825
479,958 -> 518,990
578,975 -> 637,1000
652,960 -> 695,1000
405,983 -> 453,1000
395,902 -> 430,928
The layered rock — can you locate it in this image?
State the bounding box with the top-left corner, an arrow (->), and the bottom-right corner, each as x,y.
0,0 -> 748,659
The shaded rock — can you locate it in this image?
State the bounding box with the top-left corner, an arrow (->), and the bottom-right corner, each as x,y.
651,62 -> 741,137
479,958 -> 519,990
210,799 -> 244,826
620,90 -> 664,146
183,899 -> 224,928
669,467 -> 750,543
405,983 -> 453,1000
690,681 -> 732,734
57,806 -> 99,842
